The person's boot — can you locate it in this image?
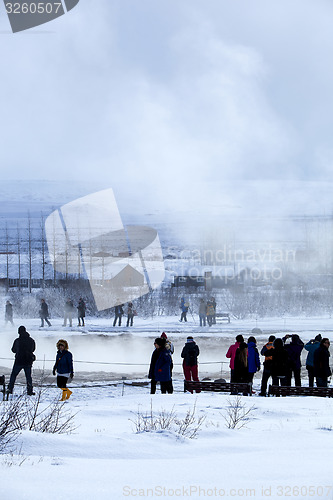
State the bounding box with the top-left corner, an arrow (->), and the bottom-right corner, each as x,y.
65,388 -> 72,400
60,388 -> 67,401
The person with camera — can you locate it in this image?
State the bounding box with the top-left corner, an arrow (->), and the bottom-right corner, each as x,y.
304,334 -> 321,387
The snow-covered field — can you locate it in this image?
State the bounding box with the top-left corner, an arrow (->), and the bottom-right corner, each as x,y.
1,316 -> 333,500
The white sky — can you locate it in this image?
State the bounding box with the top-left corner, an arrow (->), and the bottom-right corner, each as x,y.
1,0 -> 333,215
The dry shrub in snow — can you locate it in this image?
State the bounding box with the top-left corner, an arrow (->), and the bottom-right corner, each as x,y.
0,389 -> 77,454
130,400 -> 205,439
221,396 -> 256,430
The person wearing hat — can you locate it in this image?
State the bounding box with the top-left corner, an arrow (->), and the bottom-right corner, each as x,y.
53,339 -> 74,401
304,334 -> 322,387
7,325 -> 36,396
148,338 -> 172,394
181,336 -> 200,392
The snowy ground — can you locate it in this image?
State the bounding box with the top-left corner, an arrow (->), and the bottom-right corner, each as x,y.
1,315 -> 333,500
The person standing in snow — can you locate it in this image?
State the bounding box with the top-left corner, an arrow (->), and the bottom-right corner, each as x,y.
226,335 -> 244,382
113,303 -> 124,327
211,296 -> 217,325
181,336 -> 200,393
247,336 -> 261,383
313,338 -> 331,388
206,299 -> 215,327
161,332 -> 174,392
7,325 -> 36,396
5,300 -> 14,326
179,297 -> 189,322
282,334 -> 304,387
53,339 -> 74,401
304,334 -> 322,387
63,298 -> 74,327
233,341 -> 250,395
199,298 -> 206,327
77,298 -> 86,327
148,338 -> 172,394
40,298 -> 51,327
269,338 -> 290,390
126,302 -> 135,327
259,335 -> 276,396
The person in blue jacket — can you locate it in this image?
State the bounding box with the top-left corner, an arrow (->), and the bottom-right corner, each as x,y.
247,336 -> 261,383
53,339 -> 74,401
148,338 -> 172,394
304,334 -> 321,387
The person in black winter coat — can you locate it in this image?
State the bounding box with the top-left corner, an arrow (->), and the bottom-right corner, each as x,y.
40,298 -> 51,327
181,336 -> 200,393
77,298 -> 86,326
269,338 -> 290,390
113,304 -> 124,327
259,335 -> 276,396
53,339 -> 74,400
282,334 -> 304,386
7,325 -> 36,396
313,338 -> 331,388
233,342 -> 250,395
5,300 -> 14,326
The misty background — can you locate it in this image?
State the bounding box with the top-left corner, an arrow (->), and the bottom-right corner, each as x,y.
0,1 -> 333,222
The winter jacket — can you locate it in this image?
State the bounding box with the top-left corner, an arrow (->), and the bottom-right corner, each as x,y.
5,303 -> 13,320
314,345 -> 331,379
206,301 -> 215,316
54,350 -> 73,376
180,299 -> 189,313
77,300 -> 86,317
165,339 -> 174,355
234,349 -> 249,383
283,335 -> 304,370
115,305 -> 124,316
199,301 -> 206,315
226,342 -> 240,369
65,300 -> 74,313
127,303 -> 134,317
304,340 -> 320,367
148,348 -> 161,379
247,342 -> 260,374
12,327 -> 36,365
154,348 -> 172,382
261,342 -> 274,367
181,341 -> 199,366
270,346 -> 290,378
40,301 -> 49,318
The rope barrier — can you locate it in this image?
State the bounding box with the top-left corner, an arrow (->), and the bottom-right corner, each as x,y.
0,357 -> 229,367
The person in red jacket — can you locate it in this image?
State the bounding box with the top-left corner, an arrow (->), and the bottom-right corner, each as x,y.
226,335 -> 244,382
